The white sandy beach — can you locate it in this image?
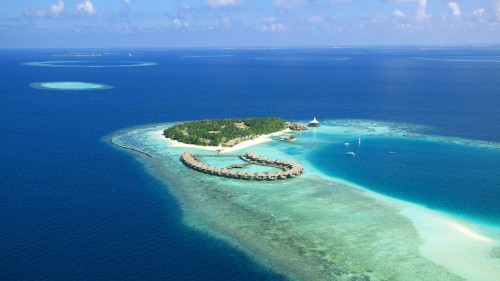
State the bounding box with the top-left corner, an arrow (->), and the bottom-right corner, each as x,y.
153,128 -> 291,154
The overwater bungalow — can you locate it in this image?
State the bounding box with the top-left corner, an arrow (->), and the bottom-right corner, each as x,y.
267,172 -> 278,180
228,170 -> 238,178
181,151 -> 303,180
256,171 -> 266,180
256,157 -> 266,163
245,172 -> 255,180
276,171 -> 286,179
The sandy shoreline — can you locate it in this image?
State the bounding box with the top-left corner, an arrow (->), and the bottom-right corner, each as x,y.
400,207 -> 500,281
153,128 -> 291,154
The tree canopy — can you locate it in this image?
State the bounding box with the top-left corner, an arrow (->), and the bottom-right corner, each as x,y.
163,117 -> 286,147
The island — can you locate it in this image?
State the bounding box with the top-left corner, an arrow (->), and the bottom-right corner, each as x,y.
163,117 -> 305,180
163,117 -> 288,147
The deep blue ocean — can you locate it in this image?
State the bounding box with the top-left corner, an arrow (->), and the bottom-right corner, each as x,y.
1,47 -> 499,280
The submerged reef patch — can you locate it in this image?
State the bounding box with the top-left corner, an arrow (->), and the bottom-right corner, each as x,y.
23,61 -> 157,68
255,56 -> 351,61
413,56 -> 500,63
31,81 -> 112,90
183,55 -> 233,58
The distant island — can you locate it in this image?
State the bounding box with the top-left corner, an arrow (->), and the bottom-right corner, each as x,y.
163,117 -> 289,147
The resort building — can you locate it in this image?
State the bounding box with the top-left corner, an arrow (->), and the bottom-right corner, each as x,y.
308,117 -> 320,127
180,151 -> 304,181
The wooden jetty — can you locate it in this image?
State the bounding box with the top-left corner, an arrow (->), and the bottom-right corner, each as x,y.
180,151 -> 304,181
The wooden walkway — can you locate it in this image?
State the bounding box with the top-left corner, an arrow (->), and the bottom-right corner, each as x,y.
195,154 -> 241,157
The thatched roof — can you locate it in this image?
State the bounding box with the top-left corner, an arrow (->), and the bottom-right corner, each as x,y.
267,172 -> 277,179
233,122 -> 248,129
277,172 -> 288,178
181,150 -> 303,180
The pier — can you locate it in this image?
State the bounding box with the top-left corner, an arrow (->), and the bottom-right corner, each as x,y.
180,151 -> 304,180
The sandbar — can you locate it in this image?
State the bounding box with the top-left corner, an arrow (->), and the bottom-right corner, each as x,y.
31,81 -> 112,90
23,61 -> 157,68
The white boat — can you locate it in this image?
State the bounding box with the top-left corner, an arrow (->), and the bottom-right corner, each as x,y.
346,152 -> 355,156
344,142 -> 350,146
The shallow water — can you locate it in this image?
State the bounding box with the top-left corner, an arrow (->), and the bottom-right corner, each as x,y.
111,121 -> 500,280
31,81 -> 111,90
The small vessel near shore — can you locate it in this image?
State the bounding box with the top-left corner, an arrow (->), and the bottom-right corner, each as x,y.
346,152 -> 356,156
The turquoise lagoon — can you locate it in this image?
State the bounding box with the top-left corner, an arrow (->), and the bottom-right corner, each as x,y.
31,81 -> 112,90
111,120 -> 500,281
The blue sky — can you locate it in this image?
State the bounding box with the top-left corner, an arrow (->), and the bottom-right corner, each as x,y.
2,0 -> 500,48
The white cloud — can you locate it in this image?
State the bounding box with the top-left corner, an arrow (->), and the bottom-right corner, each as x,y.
177,3 -> 191,19
122,0 -> 131,4
393,9 -> 405,17
50,0 -> 64,17
259,23 -> 287,32
447,2 -> 461,17
273,0 -> 311,8
207,0 -> 240,8
471,8 -> 486,22
415,0 -> 429,21
173,18 -> 189,28
24,7 -> 46,18
77,0 -> 97,16
259,17 -> 287,32
495,0 -> 500,22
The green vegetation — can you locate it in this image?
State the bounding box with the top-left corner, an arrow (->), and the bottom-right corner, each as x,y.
163,117 -> 287,147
